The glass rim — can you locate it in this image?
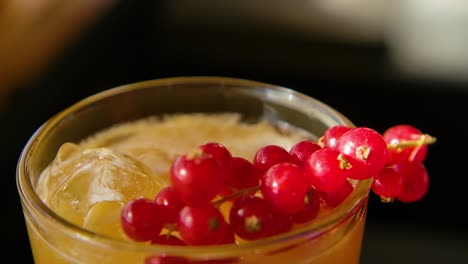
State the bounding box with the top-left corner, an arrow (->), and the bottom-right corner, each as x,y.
16,76 -> 372,256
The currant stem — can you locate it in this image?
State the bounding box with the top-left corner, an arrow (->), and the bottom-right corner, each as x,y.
212,186 -> 260,208
387,134 -> 437,150
380,196 -> 394,203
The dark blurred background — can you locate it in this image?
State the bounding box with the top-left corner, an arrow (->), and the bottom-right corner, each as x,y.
2,1 -> 467,263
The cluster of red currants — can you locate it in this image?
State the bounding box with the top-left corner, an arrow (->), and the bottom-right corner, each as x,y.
318,124 -> 433,204
119,124 -> 435,259
374,125 -> 433,203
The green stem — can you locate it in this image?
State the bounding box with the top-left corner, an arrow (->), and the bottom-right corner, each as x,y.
387,134 -> 437,150
212,185 -> 260,208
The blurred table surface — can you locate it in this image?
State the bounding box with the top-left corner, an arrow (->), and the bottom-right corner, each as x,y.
2,1 -> 467,263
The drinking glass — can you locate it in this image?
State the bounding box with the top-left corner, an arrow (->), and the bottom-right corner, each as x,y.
17,76 -> 371,263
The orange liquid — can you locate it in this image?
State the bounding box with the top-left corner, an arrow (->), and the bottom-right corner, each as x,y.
26,113 -> 368,264
25,206 -> 366,263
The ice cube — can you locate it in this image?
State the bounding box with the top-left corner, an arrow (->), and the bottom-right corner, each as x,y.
126,148 -> 172,179
37,143 -> 167,226
83,200 -> 128,240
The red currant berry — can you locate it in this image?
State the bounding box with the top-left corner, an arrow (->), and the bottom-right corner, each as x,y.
372,167 -> 404,201
261,162 -> 310,215
383,124 -> 428,164
321,125 -> 352,149
155,186 -> 186,225
199,142 -> 232,169
226,157 -> 259,189
219,225 -> 236,244
121,198 -> 163,242
217,184 -> 235,199
170,149 -> 225,205
393,162 -> 429,203
292,187 -> 320,224
253,145 -> 292,176
289,140 -> 321,167
178,204 -> 227,245
318,180 -> 354,208
305,148 -> 350,192
336,127 -> 388,179
229,195 -> 273,240
267,213 -> 293,237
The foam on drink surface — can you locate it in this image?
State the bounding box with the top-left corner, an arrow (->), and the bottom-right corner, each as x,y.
36,113 -> 310,238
